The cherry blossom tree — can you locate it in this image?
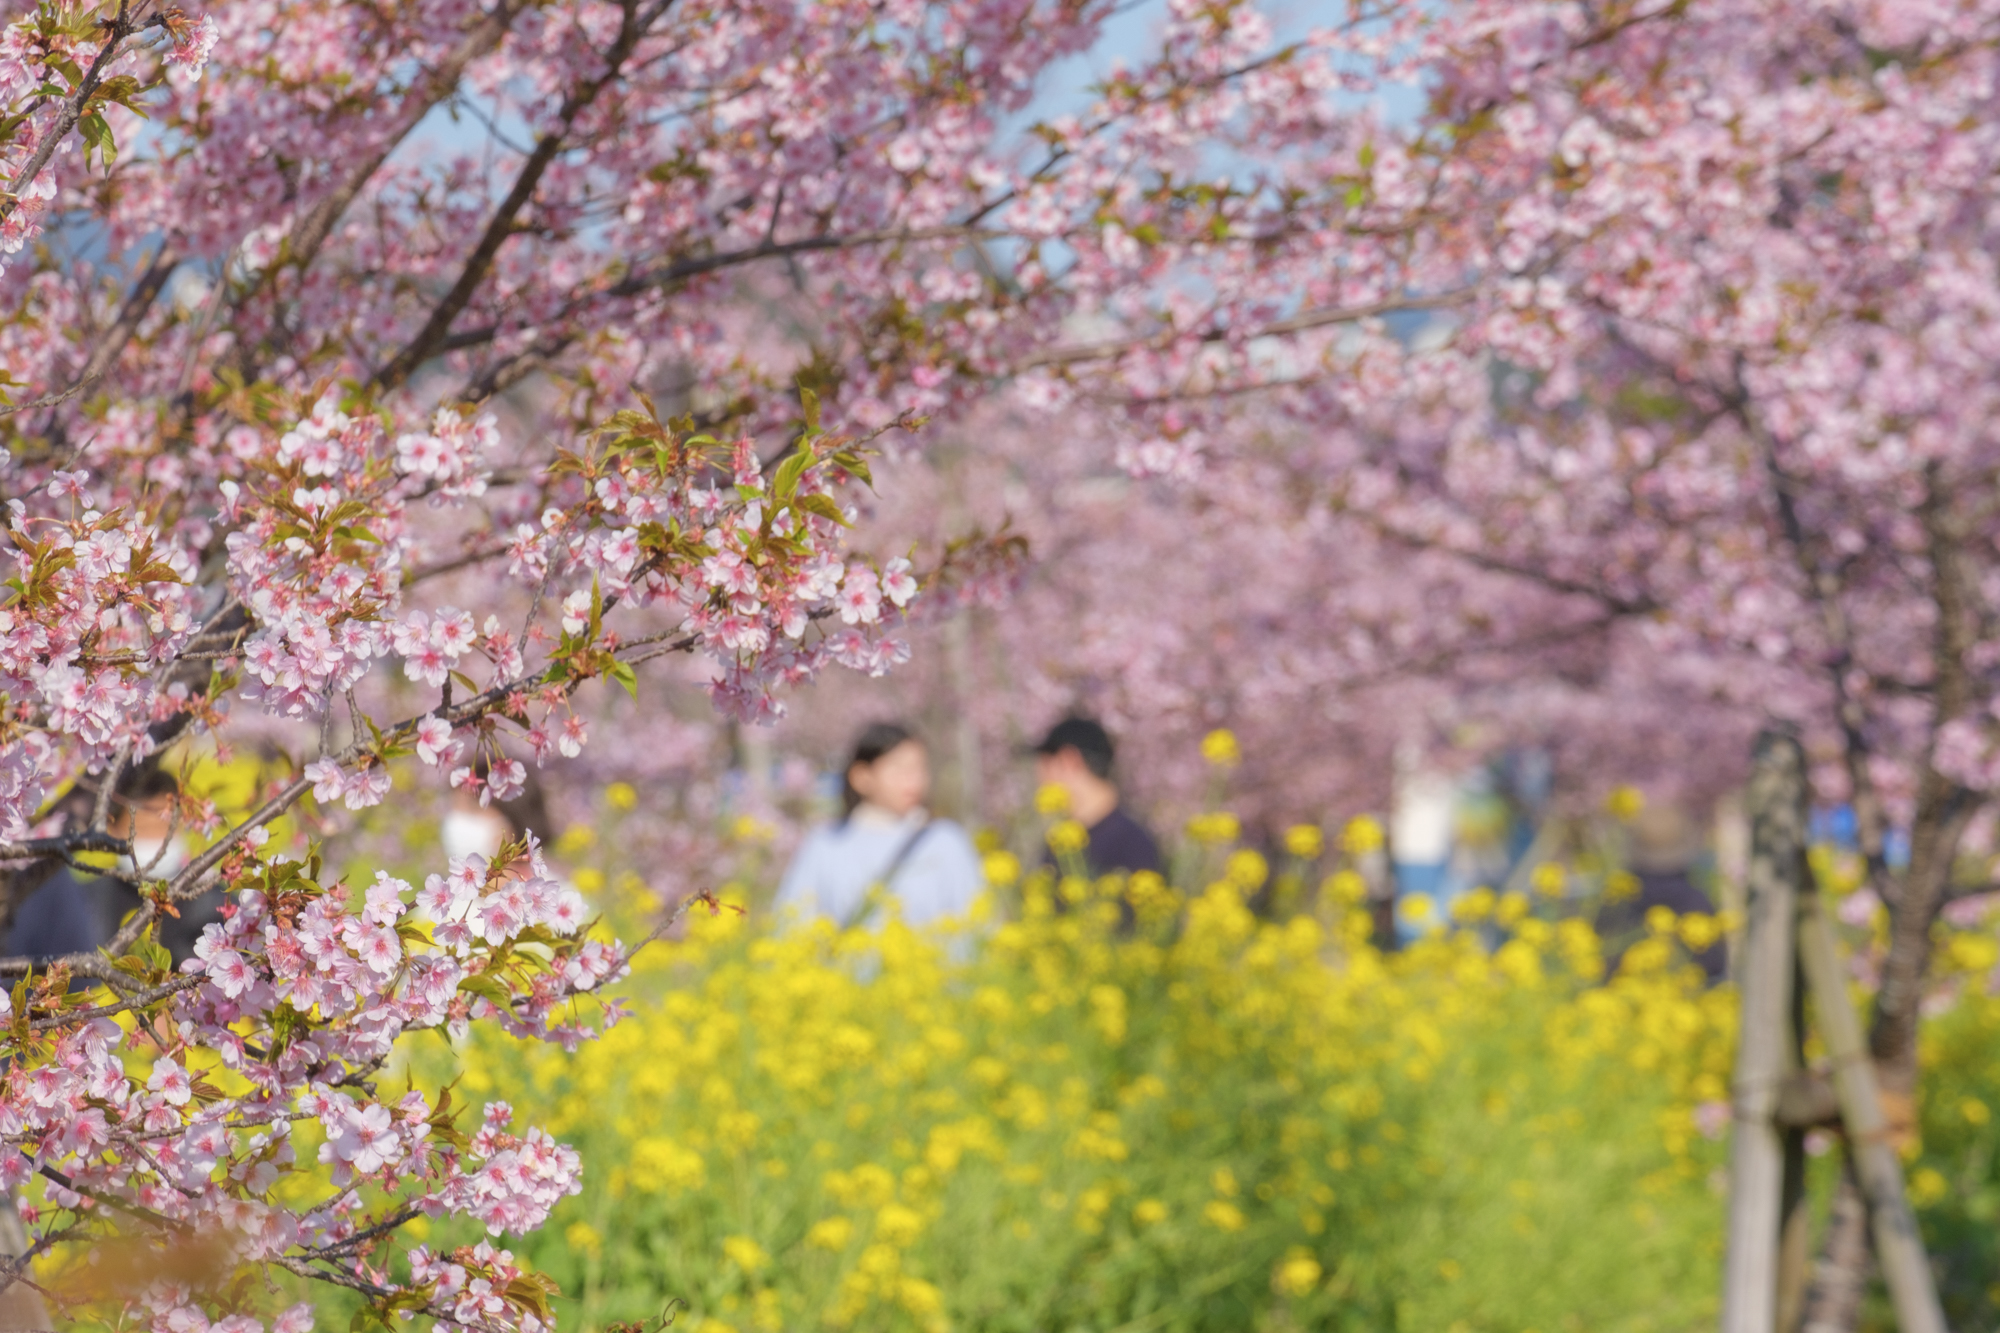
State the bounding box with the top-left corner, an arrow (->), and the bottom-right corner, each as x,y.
0,0 -> 1464,1325
732,1 -> 2000,1317
980,0 -> 2000,1318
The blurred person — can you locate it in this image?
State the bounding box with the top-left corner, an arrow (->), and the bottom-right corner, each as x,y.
1595,802 -> 1727,984
7,767 -> 223,968
1031,716 -> 1161,877
777,722 -> 982,929
441,756 -> 554,861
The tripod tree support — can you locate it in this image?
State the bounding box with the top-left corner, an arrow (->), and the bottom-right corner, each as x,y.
1724,732 -> 1809,1333
1796,892 -> 1946,1333
1721,731 -> 1947,1333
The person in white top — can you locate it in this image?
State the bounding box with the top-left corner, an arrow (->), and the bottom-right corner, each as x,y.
775,722 -> 983,930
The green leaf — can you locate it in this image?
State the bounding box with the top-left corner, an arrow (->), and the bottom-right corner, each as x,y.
132,936 -> 173,975
796,493 -> 851,527
830,451 -> 874,488
607,659 -> 639,700
459,973 -> 514,1005
799,385 -> 822,434
771,447 -> 809,503
505,1275 -> 561,1322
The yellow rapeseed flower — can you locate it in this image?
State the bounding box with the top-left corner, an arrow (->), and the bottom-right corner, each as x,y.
1132,1199 -> 1168,1226
875,1202 -> 925,1247
1452,886 -> 1496,922
806,1217 -> 855,1251
722,1235 -> 770,1273
1963,1097 -> 1991,1126
566,1220 -> 603,1257
1273,1248 -> 1322,1297
982,850 -> 1022,887
1678,913 -> 1721,952
605,781 -> 638,811
1948,932 -> 2000,972
554,823 -> 596,855
630,1137 -> 706,1194
1224,849 -> 1269,891
1047,820 -> 1089,856
1604,869 -> 1640,902
1203,1200 -> 1247,1232
898,1277 -> 945,1319
1325,870 -> 1367,906
1341,814 -> 1385,855
1034,783 -> 1071,815
1606,785 -> 1645,821
1283,824 -> 1325,859
1200,729 -> 1241,767
858,1242 -> 900,1279
1531,863 -> 1566,898
730,813 -> 776,843
1187,811 -> 1241,844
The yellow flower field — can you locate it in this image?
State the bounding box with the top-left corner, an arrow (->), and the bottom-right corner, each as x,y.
428,867 -> 1744,1333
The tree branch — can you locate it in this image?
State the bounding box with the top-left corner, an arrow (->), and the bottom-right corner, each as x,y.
0,0 -> 148,226
373,0 -> 677,392
1013,288 -> 1471,372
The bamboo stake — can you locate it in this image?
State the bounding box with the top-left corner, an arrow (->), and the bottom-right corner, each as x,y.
1723,732 -> 1809,1333
1795,892 -> 1948,1333
1777,952 -> 1811,1333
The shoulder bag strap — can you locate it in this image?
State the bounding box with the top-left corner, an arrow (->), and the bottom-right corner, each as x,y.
840,819 -> 934,931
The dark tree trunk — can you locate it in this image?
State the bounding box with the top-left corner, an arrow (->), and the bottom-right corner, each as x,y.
1801,1166 -> 1871,1333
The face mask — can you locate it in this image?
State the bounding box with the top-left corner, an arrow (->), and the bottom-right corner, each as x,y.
441,810 -> 508,861
124,836 -> 188,878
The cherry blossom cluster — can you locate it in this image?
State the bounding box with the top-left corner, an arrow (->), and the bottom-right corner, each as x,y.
227,394 -> 500,719
0,830 -> 618,1331
408,1242 -> 559,1333
501,402 -> 921,725
1,2 -> 214,267
0,385 -> 907,1325
0,479 -> 198,834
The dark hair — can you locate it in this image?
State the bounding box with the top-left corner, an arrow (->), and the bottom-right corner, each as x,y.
841,722 -> 918,819
70,764 -> 179,820
1032,715 -> 1115,780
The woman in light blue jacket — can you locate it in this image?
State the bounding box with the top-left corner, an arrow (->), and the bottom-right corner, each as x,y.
776,722 -> 983,930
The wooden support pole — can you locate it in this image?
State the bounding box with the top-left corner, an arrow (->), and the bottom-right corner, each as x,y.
1796,892 -> 1948,1333
1777,951 -> 1812,1333
1723,731 -> 1808,1333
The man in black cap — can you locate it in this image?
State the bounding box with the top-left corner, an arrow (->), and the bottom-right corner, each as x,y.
1031,716 -> 1162,877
